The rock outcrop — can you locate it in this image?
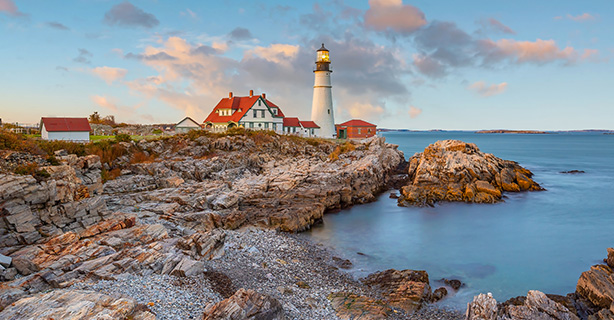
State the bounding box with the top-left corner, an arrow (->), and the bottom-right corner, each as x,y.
0,289 -> 155,319
202,288 -> 285,320
399,140 -> 543,206
466,290 -> 579,320
0,154 -> 106,249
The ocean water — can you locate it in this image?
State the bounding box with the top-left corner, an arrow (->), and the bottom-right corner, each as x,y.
305,131 -> 614,309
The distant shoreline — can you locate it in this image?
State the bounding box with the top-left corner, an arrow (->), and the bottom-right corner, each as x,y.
475,130 -> 549,134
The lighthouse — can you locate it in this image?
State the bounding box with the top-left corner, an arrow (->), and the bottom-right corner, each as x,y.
311,44 -> 335,138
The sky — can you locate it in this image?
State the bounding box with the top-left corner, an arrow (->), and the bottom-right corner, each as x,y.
1,0 -> 613,130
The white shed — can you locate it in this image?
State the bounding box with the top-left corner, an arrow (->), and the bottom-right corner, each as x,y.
40,117 -> 91,141
175,117 -> 202,133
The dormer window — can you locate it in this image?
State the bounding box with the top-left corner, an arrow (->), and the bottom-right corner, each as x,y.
272,108 -> 277,115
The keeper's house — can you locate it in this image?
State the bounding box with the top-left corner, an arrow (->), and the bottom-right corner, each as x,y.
204,91 -> 285,133
40,117 -> 91,141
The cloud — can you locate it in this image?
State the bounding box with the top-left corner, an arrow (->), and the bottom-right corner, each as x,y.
0,0 -> 25,16
364,0 -> 427,35
73,48 -> 93,64
56,66 -> 69,72
480,39 -> 582,64
180,8 -> 197,19
409,106 -> 422,118
468,81 -> 507,97
91,66 -> 128,84
565,13 -> 596,22
413,54 -> 447,78
103,1 -> 159,28
91,95 -> 119,112
245,44 -> 299,64
228,27 -> 254,41
478,18 -> 515,35
46,21 -> 69,30
125,52 -> 177,61
346,102 -> 385,120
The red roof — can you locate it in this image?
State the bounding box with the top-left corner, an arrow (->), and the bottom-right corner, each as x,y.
299,121 -> 320,128
204,94 -> 285,124
283,117 -> 301,127
41,117 -> 91,132
337,119 -> 376,127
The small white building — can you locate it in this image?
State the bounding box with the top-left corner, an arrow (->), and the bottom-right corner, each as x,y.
40,117 -> 91,141
283,118 -> 320,137
175,117 -> 202,133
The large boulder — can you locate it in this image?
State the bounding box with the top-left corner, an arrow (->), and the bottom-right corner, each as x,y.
399,140 -> 543,206
202,288 -> 284,320
576,264 -> 614,310
362,269 -> 433,312
328,292 -> 392,319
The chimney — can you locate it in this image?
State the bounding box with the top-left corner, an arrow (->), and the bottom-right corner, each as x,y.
262,93 -> 266,99
229,92 -> 233,98
249,90 -> 253,97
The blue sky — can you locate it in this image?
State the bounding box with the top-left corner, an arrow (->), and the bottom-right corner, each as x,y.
1,0 -> 612,130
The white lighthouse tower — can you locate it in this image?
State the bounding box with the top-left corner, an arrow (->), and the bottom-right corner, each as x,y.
311,44 -> 336,138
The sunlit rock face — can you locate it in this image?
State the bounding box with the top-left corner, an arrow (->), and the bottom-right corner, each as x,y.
399,139 -> 543,206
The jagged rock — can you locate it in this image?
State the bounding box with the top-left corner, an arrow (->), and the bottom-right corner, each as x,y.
432,287 -> 448,302
0,289 -> 155,319
177,229 -> 226,260
328,292 -> 392,319
606,248 -> 614,269
11,257 -> 40,275
589,308 -> 614,320
202,288 -> 284,320
500,290 -> 580,320
576,264 -> 614,309
440,278 -> 463,291
170,256 -> 205,277
399,140 -> 543,206
332,256 -> 352,269
2,267 -> 18,280
0,253 -> 11,268
363,269 -> 432,312
466,293 -> 498,320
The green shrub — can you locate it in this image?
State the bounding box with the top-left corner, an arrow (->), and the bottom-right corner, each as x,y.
114,133 -> 132,142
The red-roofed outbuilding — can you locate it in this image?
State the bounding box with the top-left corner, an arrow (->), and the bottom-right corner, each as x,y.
335,119 -> 376,139
40,117 -> 91,141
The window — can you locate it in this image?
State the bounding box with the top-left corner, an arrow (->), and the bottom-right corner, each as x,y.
258,100 -> 261,106
272,108 -> 277,115
264,122 -> 269,129
358,128 -> 362,134
258,123 -> 262,127
328,109 -> 330,114
250,122 -> 254,128
261,110 -> 265,118
253,109 -> 257,118
368,128 -> 371,133
272,123 -> 277,131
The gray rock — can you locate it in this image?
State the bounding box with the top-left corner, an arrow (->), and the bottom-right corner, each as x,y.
466,292 -> 498,320
0,253 -> 11,268
12,257 -> 40,275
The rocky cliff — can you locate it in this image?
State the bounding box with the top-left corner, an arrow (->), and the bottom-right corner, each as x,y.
399,140 -> 543,206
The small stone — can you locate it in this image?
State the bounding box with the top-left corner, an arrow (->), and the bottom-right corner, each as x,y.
3,267 -> 18,281
296,281 -> 310,289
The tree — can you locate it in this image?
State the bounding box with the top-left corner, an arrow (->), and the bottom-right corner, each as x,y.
89,112 -> 101,124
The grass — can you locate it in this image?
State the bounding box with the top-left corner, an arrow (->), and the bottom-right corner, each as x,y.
329,141 -> 356,161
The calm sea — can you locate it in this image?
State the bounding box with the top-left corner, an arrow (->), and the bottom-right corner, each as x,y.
305,131 -> 614,309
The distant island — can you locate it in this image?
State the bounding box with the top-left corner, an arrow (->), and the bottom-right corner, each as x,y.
476,130 -> 550,134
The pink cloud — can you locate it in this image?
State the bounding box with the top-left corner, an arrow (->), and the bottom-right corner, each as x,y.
0,0 -> 25,16
468,81 -> 507,97
409,106 -> 422,118
481,38 -> 590,64
364,0 -> 427,35
567,13 -> 596,22
91,66 -> 128,84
